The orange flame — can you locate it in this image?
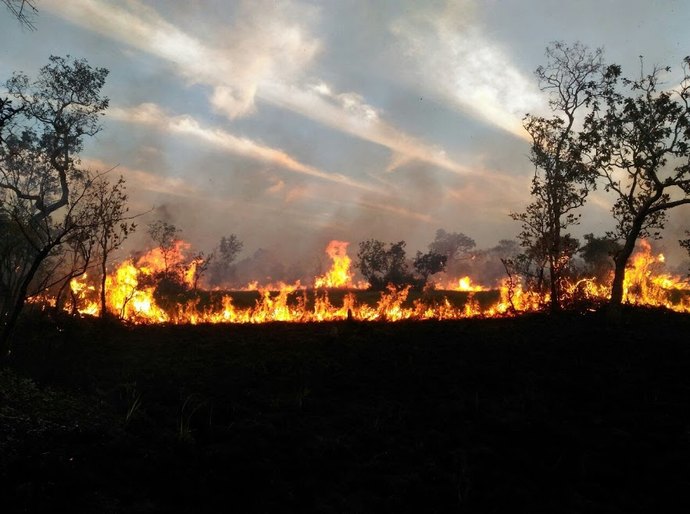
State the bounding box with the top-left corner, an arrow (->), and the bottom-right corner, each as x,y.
314,240 -> 355,288
622,240 -> 690,310
58,238 -> 689,323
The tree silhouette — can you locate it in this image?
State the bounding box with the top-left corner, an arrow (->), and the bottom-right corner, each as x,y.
0,56 -> 110,357
578,233 -> 621,283
679,233 -> 690,273
428,229 -> 475,262
512,42 -> 610,311
147,220 -> 181,274
356,239 -> 414,290
583,57 -> 690,312
208,235 -> 243,287
89,176 -> 136,317
2,0 -> 37,30
413,250 -> 447,285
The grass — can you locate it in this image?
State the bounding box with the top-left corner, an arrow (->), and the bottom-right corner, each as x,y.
2,307 -> 690,512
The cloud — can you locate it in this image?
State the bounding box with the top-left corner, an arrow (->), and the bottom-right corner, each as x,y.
390,2 -> 545,139
261,80 -> 474,175
81,157 -> 201,199
47,0 -> 319,119
108,103 -> 379,192
45,0 -> 470,174
355,199 -> 437,224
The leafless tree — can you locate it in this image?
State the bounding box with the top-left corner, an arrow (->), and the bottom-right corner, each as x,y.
2,0 -> 38,30
88,175 -> 136,317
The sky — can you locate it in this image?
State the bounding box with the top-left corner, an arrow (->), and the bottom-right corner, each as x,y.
1,0 -> 690,269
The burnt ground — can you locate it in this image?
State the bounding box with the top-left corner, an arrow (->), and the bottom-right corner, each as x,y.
1,308 -> 690,513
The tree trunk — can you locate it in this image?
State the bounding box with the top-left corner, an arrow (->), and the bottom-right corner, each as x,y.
549,224 -> 562,312
99,254 -> 108,318
607,221 -> 643,321
549,257 -> 561,312
609,254 -> 630,307
0,246 -> 52,359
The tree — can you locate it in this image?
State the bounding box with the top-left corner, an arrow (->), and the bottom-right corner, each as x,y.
89,175 -> 136,317
681,232 -> 690,272
578,233 -> 621,283
147,220 -> 181,274
428,229 -> 475,262
413,250 -> 447,285
511,42 -> 610,311
356,239 -> 414,290
0,56 -> 109,357
2,0 -> 37,30
583,57 -> 690,311
208,235 -> 243,287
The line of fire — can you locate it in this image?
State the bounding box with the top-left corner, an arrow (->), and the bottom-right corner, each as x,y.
44,237 -> 690,324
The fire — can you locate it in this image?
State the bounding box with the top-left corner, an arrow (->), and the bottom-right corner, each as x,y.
622,240 -> 690,311
453,276 -> 487,292
314,240 -> 355,288
69,274 -> 99,315
54,238 -> 690,324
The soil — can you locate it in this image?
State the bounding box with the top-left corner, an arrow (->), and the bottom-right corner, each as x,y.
2,307 -> 690,513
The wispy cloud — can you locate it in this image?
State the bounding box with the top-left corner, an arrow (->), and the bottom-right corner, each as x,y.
44,0 -> 469,174
108,103 -> 379,192
261,80 -> 474,175
47,0 -> 319,118
390,2 -> 545,139
81,157 -> 201,199
355,199 -> 437,224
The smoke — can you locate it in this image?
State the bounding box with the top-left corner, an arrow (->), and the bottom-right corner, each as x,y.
389,1 -> 545,139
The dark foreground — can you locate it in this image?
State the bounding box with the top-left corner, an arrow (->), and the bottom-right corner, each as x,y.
2,309 -> 690,513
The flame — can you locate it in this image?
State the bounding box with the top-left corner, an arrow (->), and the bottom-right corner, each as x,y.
54,238 -> 690,323
453,276 -> 487,292
622,240 -> 690,310
314,240 -> 355,288
69,274 -> 99,315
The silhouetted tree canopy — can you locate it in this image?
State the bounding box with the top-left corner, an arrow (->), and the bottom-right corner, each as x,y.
511,41 -> 610,311
147,220 -> 181,274
428,229 -> 475,261
0,56 -> 111,356
578,233 -> 621,283
680,233 -> 690,273
356,239 -> 415,290
208,234 -> 243,287
413,250 -> 447,283
582,56 -> 690,310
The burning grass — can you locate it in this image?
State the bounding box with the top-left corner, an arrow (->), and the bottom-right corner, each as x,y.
37,238 -> 690,324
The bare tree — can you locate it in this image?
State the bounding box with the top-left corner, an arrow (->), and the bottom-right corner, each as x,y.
2,0 -> 37,30
88,175 -> 136,317
147,220 -> 181,274
583,57 -> 690,312
0,55 -> 109,357
511,42 -> 610,311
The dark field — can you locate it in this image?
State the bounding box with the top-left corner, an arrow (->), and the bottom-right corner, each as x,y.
2,309 -> 690,513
